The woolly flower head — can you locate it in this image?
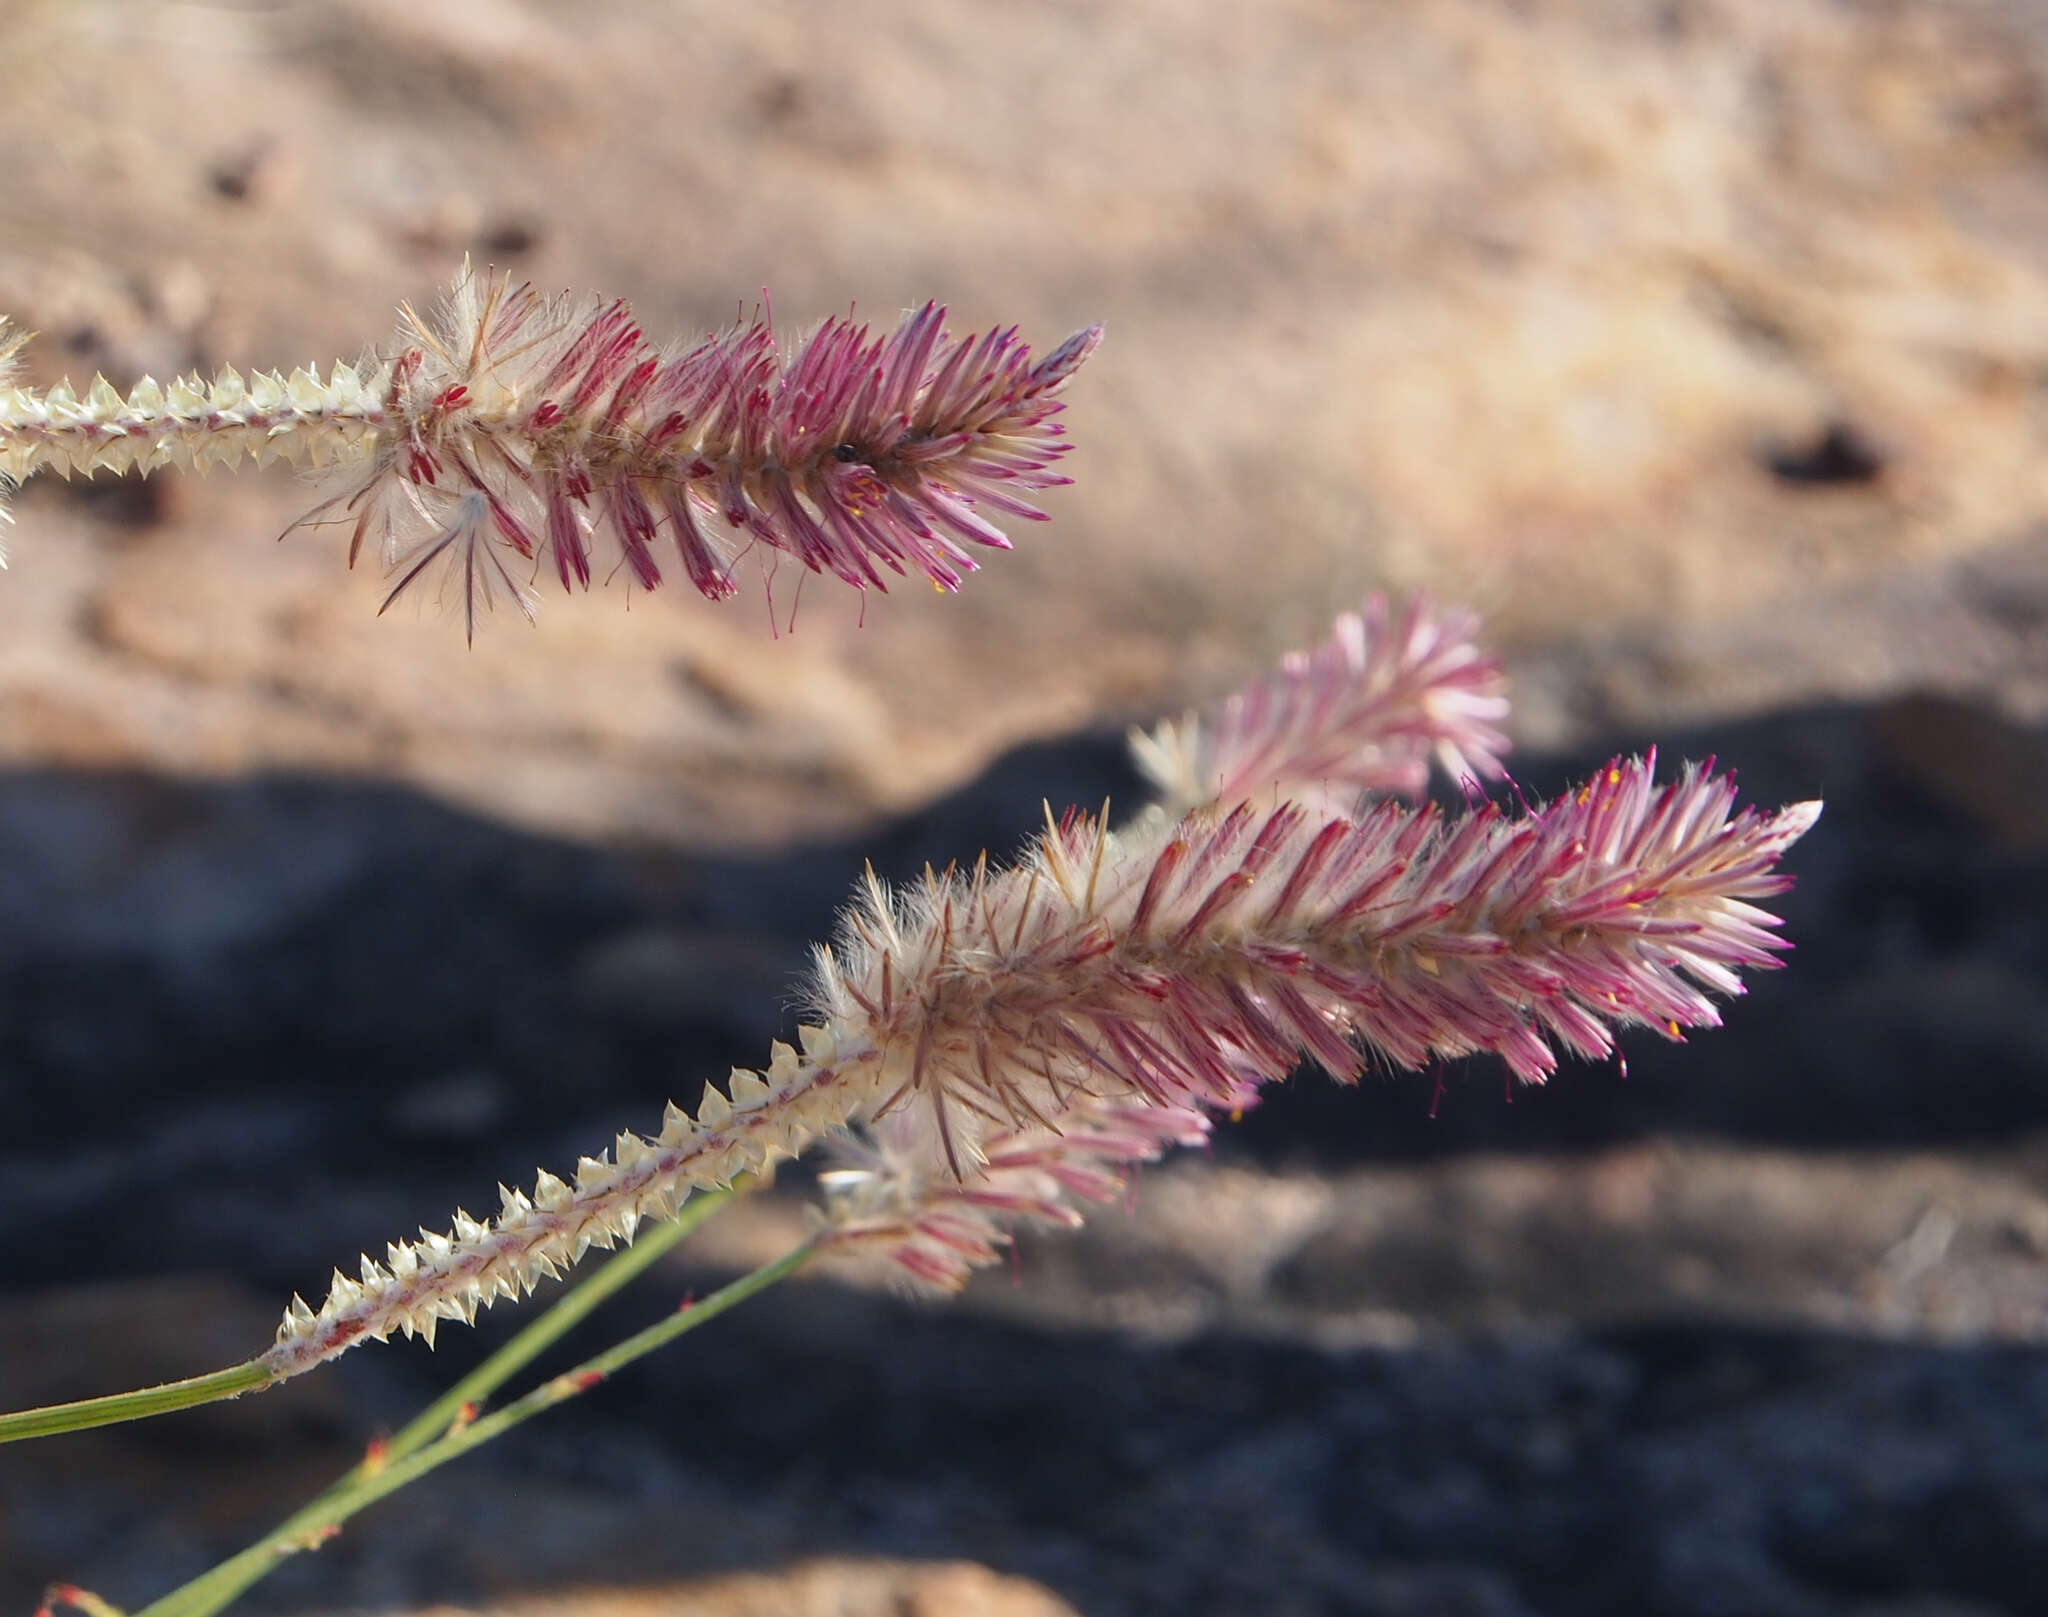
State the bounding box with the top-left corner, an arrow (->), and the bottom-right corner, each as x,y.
801,754 -> 1819,1208
0,264 -> 1101,640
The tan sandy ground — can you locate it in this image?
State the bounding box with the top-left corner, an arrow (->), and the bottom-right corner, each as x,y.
1,0 -> 2045,846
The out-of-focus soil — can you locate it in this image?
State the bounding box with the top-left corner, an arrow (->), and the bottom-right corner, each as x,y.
4,3 -> 2048,1615
4,0 -> 2048,845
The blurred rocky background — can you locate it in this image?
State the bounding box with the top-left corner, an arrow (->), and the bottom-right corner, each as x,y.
2,1 -> 2047,1613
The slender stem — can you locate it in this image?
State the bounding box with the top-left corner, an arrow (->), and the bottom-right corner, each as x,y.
0,1183 -> 749,1452
0,1360 -> 273,1446
138,1237 -> 818,1617
374,1181 -> 746,1470
38,1586 -> 128,1617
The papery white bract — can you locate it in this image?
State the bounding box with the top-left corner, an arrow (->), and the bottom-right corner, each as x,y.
0,317 -> 30,563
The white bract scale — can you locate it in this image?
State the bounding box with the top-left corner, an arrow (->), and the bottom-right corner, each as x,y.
262,1027 -> 885,1379
0,359 -> 391,484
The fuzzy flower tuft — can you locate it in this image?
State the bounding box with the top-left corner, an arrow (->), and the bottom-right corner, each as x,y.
1130,594 -> 1511,819
0,264 -> 1101,639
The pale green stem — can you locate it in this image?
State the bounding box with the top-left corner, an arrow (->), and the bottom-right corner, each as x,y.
0,1361 -> 273,1446
0,1183 -> 749,1450
373,1179 -> 747,1471
139,1236 -> 818,1617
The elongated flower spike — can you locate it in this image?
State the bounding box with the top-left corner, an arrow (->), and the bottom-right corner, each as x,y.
810,757 -> 1819,1289
0,263 -> 1102,639
1131,593 -> 1512,819
268,736 -> 1817,1369
809,752 -> 1818,1151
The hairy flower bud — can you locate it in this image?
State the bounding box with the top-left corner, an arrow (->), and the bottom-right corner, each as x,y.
816,1094 -> 1233,1290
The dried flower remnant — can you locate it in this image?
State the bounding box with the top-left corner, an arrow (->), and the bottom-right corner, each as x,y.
0,317 -> 28,561
1131,594 -> 1512,819
0,263 -> 1101,638
816,1093 -> 1237,1290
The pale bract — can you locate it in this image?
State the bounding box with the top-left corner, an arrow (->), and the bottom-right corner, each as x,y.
0,316 -> 29,563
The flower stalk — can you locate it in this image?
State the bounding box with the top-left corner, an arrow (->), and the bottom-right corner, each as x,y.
0,1181 -> 751,1448
0,1361 -> 273,1446
258,1039 -> 864,1378
138,1234 -> 818,1617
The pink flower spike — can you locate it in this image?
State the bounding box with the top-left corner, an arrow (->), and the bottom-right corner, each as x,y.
803,755 -> 1818,1214
0,262 -> 1099,637
1132,594 -> 1512,817
798,756 -> 1811,1301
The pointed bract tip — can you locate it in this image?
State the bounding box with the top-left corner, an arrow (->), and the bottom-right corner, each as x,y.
1030,324 -> 1105,390
1780,799 -> 1825,838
